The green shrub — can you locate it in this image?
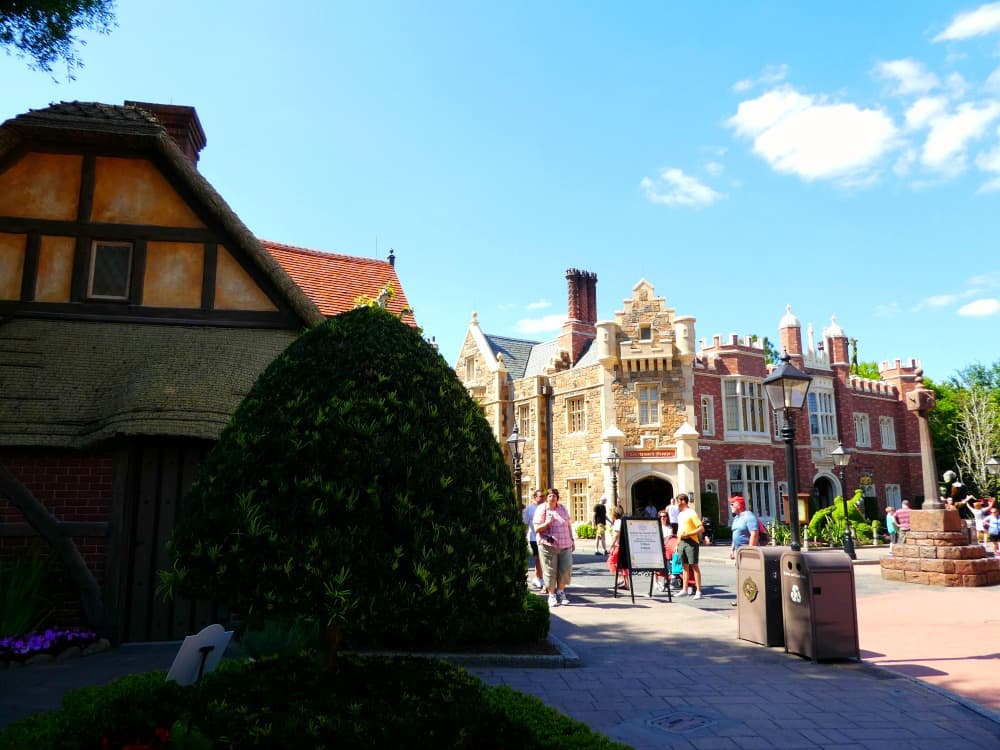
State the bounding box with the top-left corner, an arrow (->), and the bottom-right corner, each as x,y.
700,491 -> 719,529
163,307 -> 534,649
575,522 -> 595,539
807,491 -> 869,549
0,656 -> 626,750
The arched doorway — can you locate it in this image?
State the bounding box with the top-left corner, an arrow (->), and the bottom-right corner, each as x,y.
813,475 -> 836,509
629,475 -> 673,516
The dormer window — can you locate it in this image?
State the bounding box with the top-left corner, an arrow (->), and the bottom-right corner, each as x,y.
88,241 -> 132,300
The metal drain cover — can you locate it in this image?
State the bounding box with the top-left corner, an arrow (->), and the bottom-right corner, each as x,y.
648,712 -> 716,734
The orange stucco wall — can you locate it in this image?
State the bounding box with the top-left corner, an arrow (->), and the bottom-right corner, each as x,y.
0,153 -> 82,221
143,241 -> 204,308
91,157 -> 206,228
214,246 -> 277,311
0,232 -> 25,300
35,236 -> 76,302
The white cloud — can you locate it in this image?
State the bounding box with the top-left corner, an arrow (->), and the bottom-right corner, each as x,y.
958,298 -> 1000,316
905,97 -> 948,130
946,72 -> 969,99
705,161 -> 724,176
934,2 -> 1000,42
918,293 -> 962,310
515,314 -> 564,334
976,142 -> 1000,172
732,64 -> 788,93
874,59 -> 939,96
729,87 -> 898,182
986,66 -> 1000,92
921,101 -> 1000,172
873,301 -> 901,317
640,168 -> 724,208
525,299 -> 551,311
967,270 -> 1000,288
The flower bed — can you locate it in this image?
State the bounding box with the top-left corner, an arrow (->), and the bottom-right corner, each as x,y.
0,628 -> 101,665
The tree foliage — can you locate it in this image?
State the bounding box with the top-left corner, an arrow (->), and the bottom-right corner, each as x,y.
162,306 -> 532,649
0,1 -> 116,76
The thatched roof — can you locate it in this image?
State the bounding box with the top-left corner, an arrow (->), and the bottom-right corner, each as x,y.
0,318 -> 296,448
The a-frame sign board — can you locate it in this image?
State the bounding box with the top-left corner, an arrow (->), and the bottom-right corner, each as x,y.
614,517 -> 671,603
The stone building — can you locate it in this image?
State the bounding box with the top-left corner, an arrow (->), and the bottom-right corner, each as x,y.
456,270 -> 926,527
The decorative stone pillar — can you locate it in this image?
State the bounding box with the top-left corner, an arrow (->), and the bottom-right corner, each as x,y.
882,375 -> 1000,586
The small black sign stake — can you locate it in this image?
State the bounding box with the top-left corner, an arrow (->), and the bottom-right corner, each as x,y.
614,517 -> 670,603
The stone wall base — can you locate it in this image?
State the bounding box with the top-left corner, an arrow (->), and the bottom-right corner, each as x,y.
881,509 -> 1000,587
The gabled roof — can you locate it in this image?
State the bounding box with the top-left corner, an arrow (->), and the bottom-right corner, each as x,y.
483,334 -> 539,380
262,241 -> 417,327
1,101 -> 326,328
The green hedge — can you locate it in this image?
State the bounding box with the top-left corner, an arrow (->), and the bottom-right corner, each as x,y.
0,655 -> 625,750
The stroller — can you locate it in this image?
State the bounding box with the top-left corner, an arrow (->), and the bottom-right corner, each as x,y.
701,516 -> 715,544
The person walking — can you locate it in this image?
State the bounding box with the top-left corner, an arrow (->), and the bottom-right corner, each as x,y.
667,496 -> 680,526
970,498 -> 988,546
987,505 -> 1000,558
523,490 -> 545,590
728,495 -> 759,560
675,494 -> 704,599
534,488 -> 575,606
895,499 -> 912,544
885,506 -> 898,556
593,496 -> 609,556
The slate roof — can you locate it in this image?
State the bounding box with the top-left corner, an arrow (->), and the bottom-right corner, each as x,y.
483,334 -> 539,380
263,241 -> 417,327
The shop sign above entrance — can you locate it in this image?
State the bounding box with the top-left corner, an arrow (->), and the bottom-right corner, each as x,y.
624,448 -> 676,459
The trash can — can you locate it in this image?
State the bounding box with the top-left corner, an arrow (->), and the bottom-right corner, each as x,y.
736,546 -> 785,647
780,550 -> 859,662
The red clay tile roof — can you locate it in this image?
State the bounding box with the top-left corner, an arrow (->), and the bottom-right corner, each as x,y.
261,240 -> 417,327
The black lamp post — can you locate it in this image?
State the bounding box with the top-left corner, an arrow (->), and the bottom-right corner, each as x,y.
831,442 -> 856,560
506,424 -> 525,502
763,352 -> 813,551
986,456 -> 1000,497
606,446 -> 622,508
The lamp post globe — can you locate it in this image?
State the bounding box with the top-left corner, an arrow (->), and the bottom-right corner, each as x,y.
762,352 -> 813,551
606,446 -> 622,508
506,424 -> 525,502
986,456 -> 1000,496
831,442 -> 856,560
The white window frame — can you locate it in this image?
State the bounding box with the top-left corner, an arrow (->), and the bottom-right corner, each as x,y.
568,479 -> 588,522
854,413 -> 871,448
808,390 -> 837,441
879,416 -> 896,450
885,484 -> 901,506
639,325 -> 652,341
700,395 -> 715,436
728,461 -> 775,519
637,384 -> 659,426
88,241 -> 133,300
723,378 -> 769,439
704,479 -> 719,496
566,396 -> 585,434
465,356 -> 476,382
776,481 -> 788,521
518,404 -> 531,439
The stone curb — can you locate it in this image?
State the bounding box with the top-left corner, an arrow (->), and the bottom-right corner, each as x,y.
347,634 -> 581,670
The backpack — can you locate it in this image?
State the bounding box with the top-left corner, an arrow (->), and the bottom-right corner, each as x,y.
756,518 -> 769,546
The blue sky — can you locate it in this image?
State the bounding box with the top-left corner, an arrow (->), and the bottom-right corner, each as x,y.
3,2 -> 1000,383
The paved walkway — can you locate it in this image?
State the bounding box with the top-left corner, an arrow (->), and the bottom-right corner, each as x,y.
3,544 -> 999,749
468,545 -> 1000,749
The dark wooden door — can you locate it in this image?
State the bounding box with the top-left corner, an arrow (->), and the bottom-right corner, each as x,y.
115,437 -> 223,643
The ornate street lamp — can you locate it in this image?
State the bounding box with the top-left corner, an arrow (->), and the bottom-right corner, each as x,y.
506,423 -> 525,502
986,456 -> 1000,497
831,442 -> 855,560
606,446 -> 622,508
763,352 -> 813,551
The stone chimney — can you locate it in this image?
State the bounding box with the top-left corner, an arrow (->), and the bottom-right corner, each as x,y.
126,101 -> 207,166
560,268 -> 598,365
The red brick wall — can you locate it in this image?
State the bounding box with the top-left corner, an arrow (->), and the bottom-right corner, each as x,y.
0,449 -> 112,581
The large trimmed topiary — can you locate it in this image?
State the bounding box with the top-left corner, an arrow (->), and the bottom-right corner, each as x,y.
162,306 -> 530,648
